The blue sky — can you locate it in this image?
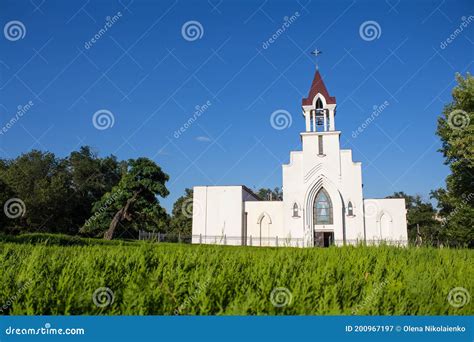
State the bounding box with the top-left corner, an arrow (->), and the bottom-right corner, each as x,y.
0,0 -> 473,212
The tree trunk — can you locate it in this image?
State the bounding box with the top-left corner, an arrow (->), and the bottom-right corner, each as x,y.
104,190 -> 141,240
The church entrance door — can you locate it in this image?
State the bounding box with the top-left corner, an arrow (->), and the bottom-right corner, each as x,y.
314,231 -> 334,247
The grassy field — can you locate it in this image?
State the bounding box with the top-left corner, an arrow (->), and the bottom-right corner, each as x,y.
0,234 -> 473,315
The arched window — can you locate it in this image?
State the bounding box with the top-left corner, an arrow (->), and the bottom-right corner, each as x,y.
313,188 -> 333,225
292,203 -> 299,217
347,201 -> 354,216
315,97 -> 323,109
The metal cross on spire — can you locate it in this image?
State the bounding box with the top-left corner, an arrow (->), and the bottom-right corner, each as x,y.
311,49 -> 322,70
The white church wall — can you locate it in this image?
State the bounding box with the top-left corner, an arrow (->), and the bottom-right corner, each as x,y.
192,186 -> 246,245
300,132 -> 345,245
363,198 -> 408,245
339,149 -> 365,242
282,151 -> 305,242
244,201 -> 285,246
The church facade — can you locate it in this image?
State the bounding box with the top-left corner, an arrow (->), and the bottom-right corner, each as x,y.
192,69 -> 408,247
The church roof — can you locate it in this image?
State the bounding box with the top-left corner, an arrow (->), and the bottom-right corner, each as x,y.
302,70 -> 336,106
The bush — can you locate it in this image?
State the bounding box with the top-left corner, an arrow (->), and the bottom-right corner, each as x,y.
0,233 -> 136,246
0,242 -> 472,315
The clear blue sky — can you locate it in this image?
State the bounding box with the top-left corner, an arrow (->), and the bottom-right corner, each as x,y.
1,0 -> 473,212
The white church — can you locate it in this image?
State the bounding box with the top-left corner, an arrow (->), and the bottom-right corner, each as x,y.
192,68 -> 408,247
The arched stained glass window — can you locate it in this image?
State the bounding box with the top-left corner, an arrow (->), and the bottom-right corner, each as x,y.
313,188 -> 333,225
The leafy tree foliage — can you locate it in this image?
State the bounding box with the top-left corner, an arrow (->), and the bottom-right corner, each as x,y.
0,147 -> 125,235
82,158 -> 170,239
169,188 -> 193,236
68,146 -> 125,228
0,150 -> 73,233
387,192 -> 441,245
431,73 -> 473,247
257,187 -> 283,201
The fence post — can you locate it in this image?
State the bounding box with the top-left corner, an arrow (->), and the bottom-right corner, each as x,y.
276,236 -> 278,247
250,235 -> 252,246
178,232 -> 181,243
224,234 -> 226,245
199,233 -> 202,244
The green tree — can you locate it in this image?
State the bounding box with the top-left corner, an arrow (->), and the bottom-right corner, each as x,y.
387,192 -> 441,245
68,146 -> 125,228
82,158 -> 170,239
257,187 -> 283,201
170,188 -> 193,237
0,150 -> 73,233
0,178 -> 15,233
431,73 -> 474,247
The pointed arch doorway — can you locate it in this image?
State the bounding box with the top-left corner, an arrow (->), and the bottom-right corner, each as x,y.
257,212 -> 272,246
313,188 -> 334,247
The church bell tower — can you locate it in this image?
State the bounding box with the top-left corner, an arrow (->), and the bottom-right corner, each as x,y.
301,69 -> 337,132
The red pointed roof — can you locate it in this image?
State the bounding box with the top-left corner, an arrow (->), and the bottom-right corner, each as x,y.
302,70 -> 336,106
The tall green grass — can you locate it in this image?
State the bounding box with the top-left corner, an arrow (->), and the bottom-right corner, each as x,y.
0,240 -> 472,315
